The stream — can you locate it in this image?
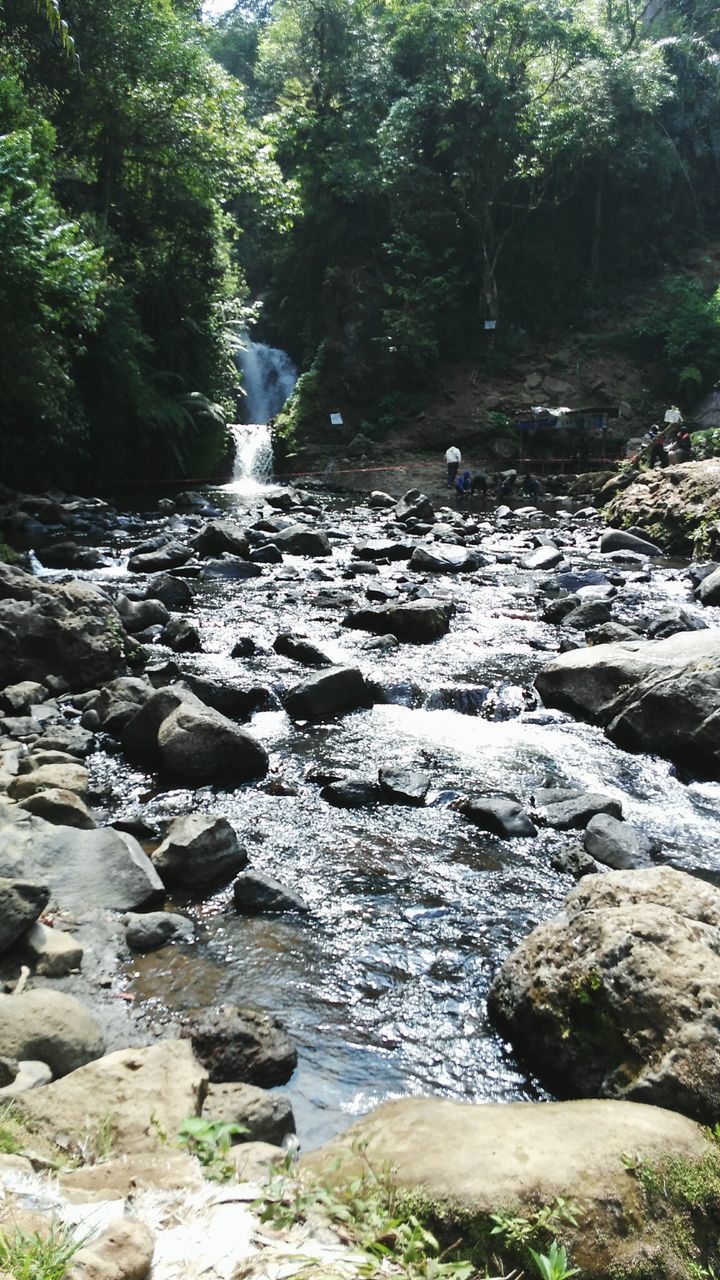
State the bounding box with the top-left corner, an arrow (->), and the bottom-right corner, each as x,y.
31,448 -> 720,1151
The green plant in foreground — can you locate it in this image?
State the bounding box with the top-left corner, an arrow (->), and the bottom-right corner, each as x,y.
0,1223 -> 86,1280
178,1116 -> 247,1180
529,1239 -> 579,1280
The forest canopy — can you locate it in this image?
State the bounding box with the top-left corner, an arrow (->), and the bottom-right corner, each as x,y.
1,0 -> 719,482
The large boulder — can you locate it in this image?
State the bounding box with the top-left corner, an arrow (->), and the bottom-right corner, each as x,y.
489,867 -> 720,1124
192,520 -> 249,559
181,1004 -> 297,1086
698,564 -> 720,606
202,1080 -> 295,1145
535,629 -> 720,777
0,564 -> 126,690
395,490 -> 434,524
303,1096 -> 716,1280
127,540 -> 193,573
151,815 -> 247,888
343,599 -> 453,643
0,803 -> 163,913
283,666 -> 371,719
0,989 -> 104,1076
269,525 -> 332,557
604,460 -> 720,558
0,877 -> 49,953
409,546 -> 481,574
21,1040 -> 207,1155
157,702 -> 268,784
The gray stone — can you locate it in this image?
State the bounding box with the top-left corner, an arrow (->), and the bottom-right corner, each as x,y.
157,702 -> 268,784
353,541 -> 414,563
460,797 -> 537,838
367,492 -> 395,509
1,681 -> 48,714
192,520 -> 249,559
343,599 -> 453,643
270,525 -> 332,557
537,791 -> 623,830
378,768 -> 430,806
273,632 -> 332,667
162,617 -> 202,653
152,815 -> 247,888
145,574 -> 195,610
23,921 -> 84,976
321,778 -> 381,808
520,546 -> 563,571
395,490 -> 435,524
583,813 -> 658,869
284,666 -> 371,719
18,787 -> 97,829
233,871 -> 310,915
127,540 -> 194,573
124,911 -> 195,950
561,600 -> 612,631
116,595 -> 170,634
410,545 -> 482,574
181,1004 -> 297,1086
202,1081 -> 295,1146
40,725 -> 95,758
0,989 -> 104,1077
0,878 -> 49,953
600,529 -> 662,557
698,565 -> 720,607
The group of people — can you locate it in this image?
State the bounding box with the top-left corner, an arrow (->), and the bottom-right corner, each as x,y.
445,446 -> 541,502
647,421 -> 693,469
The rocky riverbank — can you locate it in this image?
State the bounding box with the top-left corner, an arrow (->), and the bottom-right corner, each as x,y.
0,468 -> 719,1277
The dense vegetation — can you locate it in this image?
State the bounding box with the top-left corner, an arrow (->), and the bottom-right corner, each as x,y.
2,0 -> 720,481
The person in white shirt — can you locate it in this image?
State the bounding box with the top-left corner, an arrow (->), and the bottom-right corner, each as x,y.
445,445 -> 461,487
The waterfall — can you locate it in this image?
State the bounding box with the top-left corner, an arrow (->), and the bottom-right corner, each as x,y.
227,422 -> 274,493
236,339 -> 297,424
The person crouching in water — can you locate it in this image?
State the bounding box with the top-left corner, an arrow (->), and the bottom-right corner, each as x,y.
445,445 -> 461,487
521,470 -> 541,500
455,469 -> 472,498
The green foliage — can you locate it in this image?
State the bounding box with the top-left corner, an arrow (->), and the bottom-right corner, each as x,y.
634,276 -> 720,400
690,428 -> 720,459
529,1240 -> 579,1280
178,1116 -> 247,1180
0,1223 -> 87,1280
0,541 -> 20,565
622,1147 -> 720,1277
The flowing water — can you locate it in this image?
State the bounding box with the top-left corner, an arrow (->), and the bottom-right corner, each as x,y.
46,446 -> 720,1151
236,340 -> 297,424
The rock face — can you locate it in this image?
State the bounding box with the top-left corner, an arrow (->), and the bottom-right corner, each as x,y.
21,1041 -> 207,1155
303,1096 -> 714,1280
0,989 -> 104,1077
535,629 -> 720,777
283,667 -> 371,719
181,1005 -> 297,1086
604,459 -> 720,557
488,867 -> 720,1124
0,564 -> 126,690
156,702 -> 269,784
343,600 -> 453,643
0,804 -> 163,912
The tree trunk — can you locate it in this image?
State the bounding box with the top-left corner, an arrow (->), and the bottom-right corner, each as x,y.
590,174 -> 603,285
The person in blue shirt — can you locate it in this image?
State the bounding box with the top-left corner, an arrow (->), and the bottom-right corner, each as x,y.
455,470 -> 471,497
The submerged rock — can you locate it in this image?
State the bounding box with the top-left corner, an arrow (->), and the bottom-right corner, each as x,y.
124,910 -> 195,950
489,866 -> 720,1124
232,871 -> 310,915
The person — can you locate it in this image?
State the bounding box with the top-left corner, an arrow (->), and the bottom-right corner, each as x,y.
470,471 -> 488,497
521,470 -> 541,500
445,444 -> 461,487
673,426 -> 692,460
498,471 -> 516,497
455,469 -> 471,497
649,433 -> 668,468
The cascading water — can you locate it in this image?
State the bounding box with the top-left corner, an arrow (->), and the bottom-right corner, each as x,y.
236,339 -> 297,424
226,339 -> 298,493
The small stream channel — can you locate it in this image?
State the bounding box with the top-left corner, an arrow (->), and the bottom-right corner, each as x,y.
40,453 -> 720,1151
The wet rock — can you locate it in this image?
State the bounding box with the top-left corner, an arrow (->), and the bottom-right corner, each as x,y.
698,565 -> 720,606
116,595 -> 170,634
179,673 -> 270,721
550,844 -> 598,879
232,871 -> 310,915
0,804 -> 164,912
192,520 -> 249,559
395,490 -> 435,524
202,1080 -> 295,1145
250,543 -> 283,564
561,600 -> 612,631
144,573 -> 194,610
9,760 -> 88,800
181,1004 -> 297,1086
605,460 -> 720,558
364,634 -> 400,651
600,530 -> 662,557
66,1217 -> 155,1280
265,487 -> 301,510
23,921 -> 84,976
583,813 -> 658,870
121,686 -> 191,762
488,866 -> 720,1124
321,778 -> 381,808
542,595 -> 581,624
0,877 -> 49,953
284,666 -> 371,719
40,725 -> 95,758
0,989 -> 104,1077
161,617 -> 202,653
646,608 -> 707,640
22,1041 -> 207,1155
520,546 -> 564,571
270,525 -> 332,557
201,554 -> 263,579
152,815 -> 247,888
230,636 -> 256,658
273,632 -> 332,667
536,630 -> 720,777
343,599 -> 453,643
353,540 -> 414,563
37,542 -> 104,570
368,491 -> 395,509
378,767 -> 430,806
587,622 -> 641,645
127,540 -> 193,573
460,796 -> 537,838
535,790 -> 622,830
18,787 -> 97,828
410,545 -> 482,573
124,911 -> 195,950
157,700 -> 269,785
0,564 -> 127,691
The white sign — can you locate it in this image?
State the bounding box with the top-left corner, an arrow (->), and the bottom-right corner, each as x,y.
484,320 -> 497,330
330,412 -> 343,426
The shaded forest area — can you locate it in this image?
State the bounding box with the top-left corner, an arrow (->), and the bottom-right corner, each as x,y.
2,0 -> 720,484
